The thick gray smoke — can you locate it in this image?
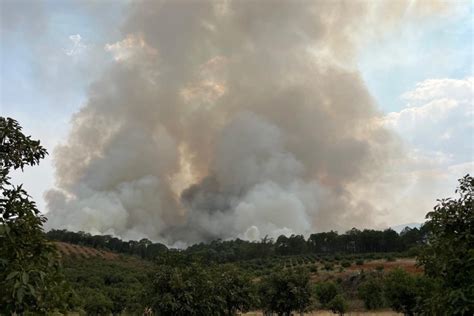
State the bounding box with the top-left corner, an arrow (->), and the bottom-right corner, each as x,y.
45,0 -> 444,244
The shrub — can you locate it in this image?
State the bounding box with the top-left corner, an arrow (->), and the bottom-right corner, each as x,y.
356,259 -> 364,266
404,246 -> 421,257
358,277 -> 385,310
314,281 -> 339,307
384,268 -> 418,315
260,268 -> 311,315
328,294 -> 348,316
324,263 -> 334,271
341,261 -> 351,268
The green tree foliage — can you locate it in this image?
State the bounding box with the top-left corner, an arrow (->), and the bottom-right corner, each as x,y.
146,263 -> 253,316
82,288 -> 113,315
358,277 -> 385,310
327,294 -> 348,315
0,117 -> 74,314
259,268 -> 311,316
214,264 -> 255,315
47,224 -> 426,262
146,264 -> 215,315
314,281 -> 339,308
418,174 -> 474,315
383,268 -> 418,315
63,256 -> 149,315
275,234 -> 307,255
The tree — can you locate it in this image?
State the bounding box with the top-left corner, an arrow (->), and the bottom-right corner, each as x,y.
146,263 -> 229,316
314,281 -> 339,308
383,268 -> 418,315
358,277 -> 385,310
418,174 -> 474,315
327,294 -> 348,315
214,264 -> 255,315
259,268 -> 311,316
0,117 -> 74,314
82,288 -> 113,315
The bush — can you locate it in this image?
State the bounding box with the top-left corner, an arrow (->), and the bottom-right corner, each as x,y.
375,265 -> 384,272
385,256 -> 396,262
260,268 -> 311,315
341,261 -> 351,268
146,264 -> 255,315
356,259 -> 364,266
358,277 -> 385,310
83,289 -> 113,315
324,263 -> 333,271
328,294 -> 348,315
404,246 -> 422,257
314,281 -> 339,307
384,268 -> 418,315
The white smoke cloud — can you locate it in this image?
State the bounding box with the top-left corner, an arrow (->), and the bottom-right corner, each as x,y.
45,0 -> 447,244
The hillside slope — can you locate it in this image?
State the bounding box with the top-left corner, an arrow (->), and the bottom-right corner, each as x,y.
54,241 -> 120,260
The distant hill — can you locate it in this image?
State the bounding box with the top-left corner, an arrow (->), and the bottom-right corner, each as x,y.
390,222 -> 422,233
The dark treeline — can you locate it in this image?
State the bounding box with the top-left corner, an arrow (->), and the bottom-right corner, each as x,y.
46,225 -> 426,262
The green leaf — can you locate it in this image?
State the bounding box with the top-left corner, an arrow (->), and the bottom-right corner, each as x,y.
27,284 -> 36,297
17,287 -> 25,303
6,271 -> 19,280
22,271 -> 29,284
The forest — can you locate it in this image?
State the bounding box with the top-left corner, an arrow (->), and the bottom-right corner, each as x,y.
46,225 -> 426,263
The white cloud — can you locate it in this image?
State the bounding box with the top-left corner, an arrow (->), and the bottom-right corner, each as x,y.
384,77 -> 473,165
370,77 -> 474,226
65,34 -> 86,56
402,77 -> 473,102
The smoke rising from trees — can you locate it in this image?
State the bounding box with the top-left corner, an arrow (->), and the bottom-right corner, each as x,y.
45,0 -> 445,244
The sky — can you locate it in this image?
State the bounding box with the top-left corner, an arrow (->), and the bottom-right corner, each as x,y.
1,0 -> 473,242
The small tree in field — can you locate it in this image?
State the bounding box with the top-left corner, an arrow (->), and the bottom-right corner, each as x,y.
0,117 -> 73,314
146,264 -> 218,315
214,264 -> 255,315
314,281 -> 339,308
384,268 -> 418,315
147,262 -> 256,316
358,277 -> 385,310
418,174 -> 474,315
259,267 -> 311,316
328,294 -> 348,315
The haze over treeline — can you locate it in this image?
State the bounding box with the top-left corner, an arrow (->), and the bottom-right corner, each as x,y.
43,0 -> 454,245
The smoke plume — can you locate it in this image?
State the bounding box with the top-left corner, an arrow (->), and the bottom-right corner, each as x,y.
45,0 -> 443,244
